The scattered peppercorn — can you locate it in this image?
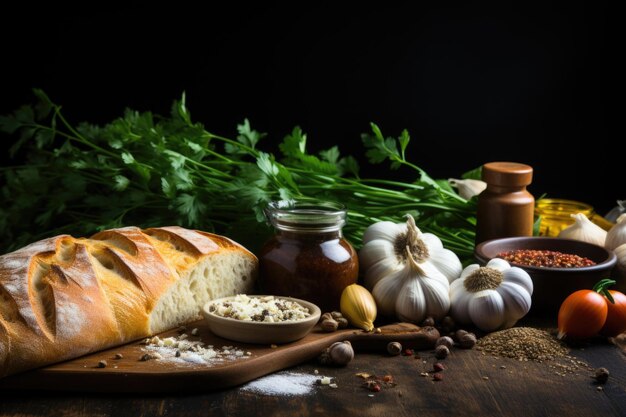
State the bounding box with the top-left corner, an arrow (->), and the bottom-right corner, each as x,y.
497,249 -> 596,268
433,363 -> 445,372
433,373 -> 443,381
594,367 -> 609,384
435,345 -> 450,359
402,348 -> 414,356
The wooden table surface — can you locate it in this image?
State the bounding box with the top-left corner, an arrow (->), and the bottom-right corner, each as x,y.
1,333 -> 625,417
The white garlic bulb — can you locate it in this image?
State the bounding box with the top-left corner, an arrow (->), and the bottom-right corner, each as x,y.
450,258 -> 533,332
359,215 -> 462,323
606,214 -> 626,251
558,213 -> 607,247
448,178 -> 487,200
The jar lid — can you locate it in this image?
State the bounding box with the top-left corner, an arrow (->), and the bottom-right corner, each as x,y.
264,200 -> 347,232
482,162 -> 533,186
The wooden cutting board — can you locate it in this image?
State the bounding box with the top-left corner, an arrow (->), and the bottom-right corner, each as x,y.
0,322 -> 438,393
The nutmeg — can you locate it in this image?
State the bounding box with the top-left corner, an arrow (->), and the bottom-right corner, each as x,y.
435,345 -> 450,359
327,341 -> 354,366
321,319 -> 339,332
387,341 -> 403,356
435,336 -> 454,349
336,317 -> 349,329
421,316 -> 435,327
457,332 -> 477,349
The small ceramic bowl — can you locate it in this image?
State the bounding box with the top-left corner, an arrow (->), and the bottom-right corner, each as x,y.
202,296 -> 321,344
475,237 -> 618,315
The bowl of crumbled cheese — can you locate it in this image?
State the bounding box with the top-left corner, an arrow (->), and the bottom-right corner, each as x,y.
202,294 -> 321,344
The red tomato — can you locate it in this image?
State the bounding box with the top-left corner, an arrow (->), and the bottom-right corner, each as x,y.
558,290 -> 608,339
600,290 -> 626,337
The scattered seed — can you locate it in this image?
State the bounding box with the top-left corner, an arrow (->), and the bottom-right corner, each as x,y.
97,360 -> 107,368
597,386 -> 604,391
433,363 -> 445,372
402,349 -> 414,356
500,365 -> 506,369
114,353 -> 123,360
433,373 -> 443,381
435,345 -> 450,359
270,344 -> 278,349
482,376 -> 489,380
329,383 -> 338,388
594,368 -> 609,384
191,328 -> 199,336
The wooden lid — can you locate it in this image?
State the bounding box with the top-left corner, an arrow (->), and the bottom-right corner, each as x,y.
482,162 -> 533,186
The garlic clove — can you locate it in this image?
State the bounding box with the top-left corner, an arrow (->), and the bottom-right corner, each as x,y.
363,221 -> 407,245
428,247 -> 463,282
486,258 -> 512,272
395,276 -> 427,322
559,213 -> 607,246
364,257 -> 402,289
501,266 -> 534,295
495,281 -> 532,322
421,233 -> 444,252
468,290 -> 505,332
450,281 -> 473,325
396,262 -> 450,322
606,214 -> 626,251
449,178 -> 487,200
359,239 -> 396,271
372,269 -> 408,316
459,264 -> 481,280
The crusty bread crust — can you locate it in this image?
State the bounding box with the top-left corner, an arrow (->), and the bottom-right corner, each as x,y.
0,226 -> 257,377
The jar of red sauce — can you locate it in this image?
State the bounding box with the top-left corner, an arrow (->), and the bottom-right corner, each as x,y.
259,201 -> 358,311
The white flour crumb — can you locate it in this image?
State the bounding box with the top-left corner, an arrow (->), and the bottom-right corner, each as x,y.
141,335 -> 249,366
240,372 -> 319,396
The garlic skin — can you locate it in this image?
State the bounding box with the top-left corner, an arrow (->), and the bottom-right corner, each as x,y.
448,178 -> 487,200
606,214 -> 626,251
614,243 -> 626,280
359,215 -> 462,323
450,258 -> 533,332
340,284 -> 377,331
558,213 -> 607,247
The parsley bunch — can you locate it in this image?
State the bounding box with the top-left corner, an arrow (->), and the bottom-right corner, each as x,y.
0,90 -> 477,259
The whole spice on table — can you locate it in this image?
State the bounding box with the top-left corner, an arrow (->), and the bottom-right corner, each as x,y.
321,318 -> 339,332
594,367 -> 610,384
387,342 -> 403,356
319,341 -> 354,366
476,327 -> 568,361
422,317 -> 435,327
435,336 -> 454,349
435,345 -> 450,359
497,249 -> 596,268
433,363 -> 445,372
97,360 -> 107,368
457,332 -> 477,349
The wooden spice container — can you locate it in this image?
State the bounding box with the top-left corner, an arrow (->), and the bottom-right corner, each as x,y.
476,162 -> 535,244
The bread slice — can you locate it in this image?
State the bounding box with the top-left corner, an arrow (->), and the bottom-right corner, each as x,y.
0,226 -> 257,377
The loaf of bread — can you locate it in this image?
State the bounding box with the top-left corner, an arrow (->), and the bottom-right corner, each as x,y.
0,226 -> 257,377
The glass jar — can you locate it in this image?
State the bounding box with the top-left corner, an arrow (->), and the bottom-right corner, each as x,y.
535,199 -> 614,236
259,200 -> 358,311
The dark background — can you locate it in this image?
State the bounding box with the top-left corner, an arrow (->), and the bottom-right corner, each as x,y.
1,2 -> 617,213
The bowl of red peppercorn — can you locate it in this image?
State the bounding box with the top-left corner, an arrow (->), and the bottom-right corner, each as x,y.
475,237 -> 618,316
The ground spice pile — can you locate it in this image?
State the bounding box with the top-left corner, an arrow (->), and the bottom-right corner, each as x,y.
476,327 -> 569,361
